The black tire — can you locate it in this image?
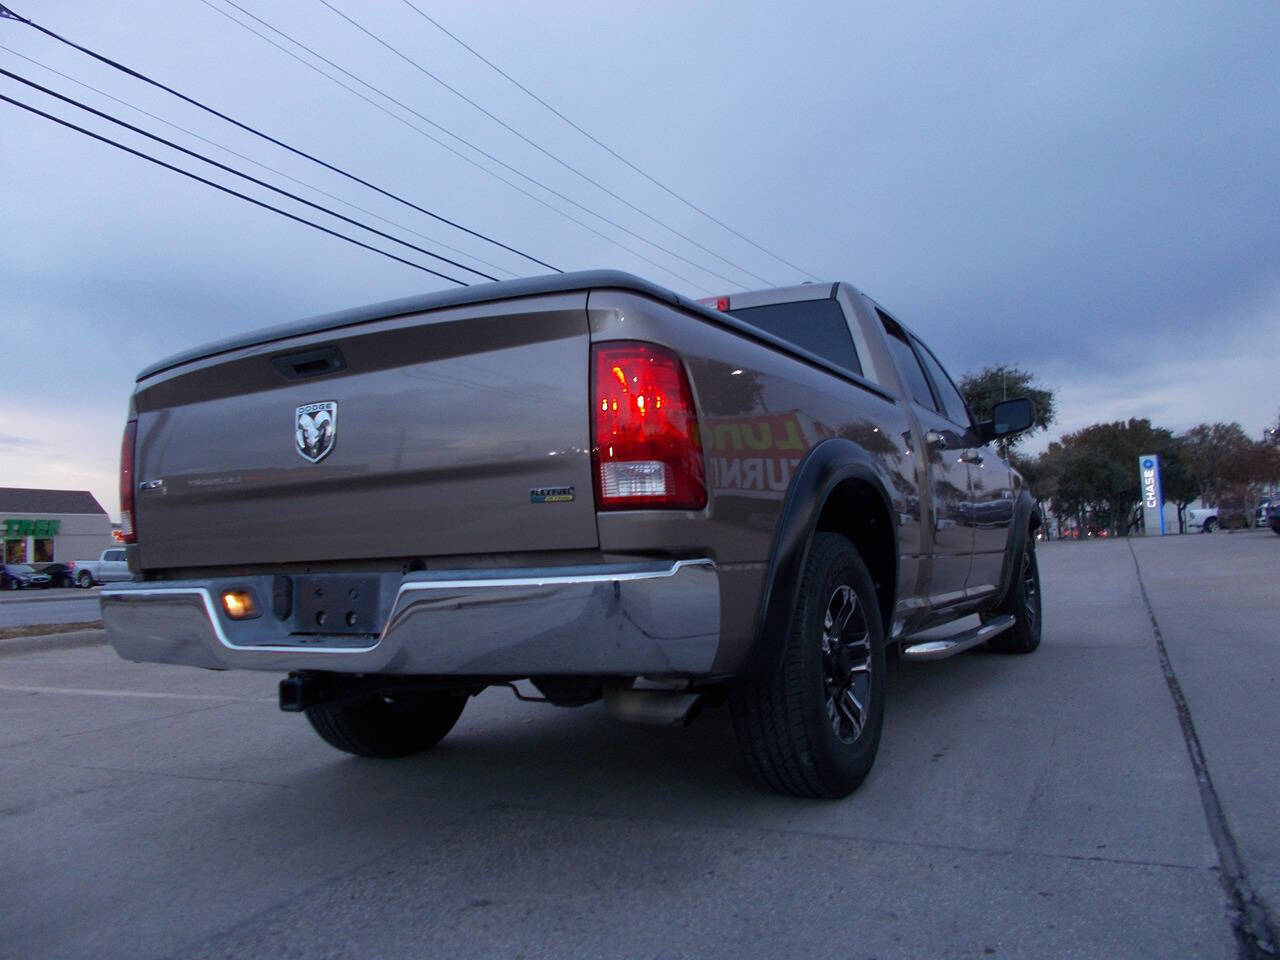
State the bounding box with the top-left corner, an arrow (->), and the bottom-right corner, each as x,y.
76,571 -> 93,588
6,579 -> 19,591
730,533 -> 886,799
304,689 -> 467,758
986,540 -> 1042,654
1202,518 -> 1218,533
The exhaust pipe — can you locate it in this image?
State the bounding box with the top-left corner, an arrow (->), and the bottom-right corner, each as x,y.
603,680 -> 702,726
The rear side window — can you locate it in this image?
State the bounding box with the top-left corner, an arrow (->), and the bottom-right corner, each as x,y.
878,311 -> 936,411
728,299 -> 862,376
913,338 -> 971,428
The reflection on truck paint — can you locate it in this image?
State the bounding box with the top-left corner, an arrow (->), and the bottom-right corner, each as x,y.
703,412 -> 831,498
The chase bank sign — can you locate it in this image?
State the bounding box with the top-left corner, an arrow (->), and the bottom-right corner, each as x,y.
1137,454 -> 1165,535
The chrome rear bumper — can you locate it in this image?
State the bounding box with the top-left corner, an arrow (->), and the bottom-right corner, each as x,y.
100,560 -> 720,676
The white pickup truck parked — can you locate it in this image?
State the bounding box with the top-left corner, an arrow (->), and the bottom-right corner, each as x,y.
71,548 -> 132,587
1186,507 -> 1219,533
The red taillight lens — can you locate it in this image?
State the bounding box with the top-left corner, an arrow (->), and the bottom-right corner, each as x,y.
119,420 -> 137,543
592,342 -> 706,510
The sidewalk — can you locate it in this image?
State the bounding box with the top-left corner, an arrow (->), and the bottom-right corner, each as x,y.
0,586 -> 102,604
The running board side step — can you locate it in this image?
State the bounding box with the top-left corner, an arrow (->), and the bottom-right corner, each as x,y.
899,614 -> 1016,662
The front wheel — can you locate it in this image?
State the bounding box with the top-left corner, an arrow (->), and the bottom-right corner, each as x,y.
730,533 -> 886,799
1202,518 -> 1218,533
304,688 -> 468,758
986,540 -> 1042,654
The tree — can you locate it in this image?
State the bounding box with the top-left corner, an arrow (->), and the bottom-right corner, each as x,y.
957,365 -> 1056,454
1158,437 -> 1199,533
1046,418 -> 1177,536
1218,441 -> 1280,527
1178,423 -> 1253,509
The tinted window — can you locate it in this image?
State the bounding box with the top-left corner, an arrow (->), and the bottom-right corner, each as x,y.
878,312 -> 936,411
106,550 -> 125,562
913,338 -> 971,428
728,299 -> 862,375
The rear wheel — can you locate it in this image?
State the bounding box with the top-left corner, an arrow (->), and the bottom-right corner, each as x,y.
986,540 -> 1042,654
730,533 -> 886,799
77,571 -> 93,588
305,689 -> 467,758
1202,517 -> 1218,533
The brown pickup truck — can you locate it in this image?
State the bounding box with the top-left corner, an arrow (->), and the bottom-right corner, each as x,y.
102,271 -> 1040,798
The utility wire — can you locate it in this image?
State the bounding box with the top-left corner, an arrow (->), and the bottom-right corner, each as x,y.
0,92 -> 469,285
316,0 -> 769,288
1,67 -> 499,281
200,0 -> 715,293
399,0 -> 822,284
0,3 -> 560,272
2,42 -> 519,278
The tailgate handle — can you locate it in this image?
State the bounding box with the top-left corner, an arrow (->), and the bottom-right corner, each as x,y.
271,345 -> 347,380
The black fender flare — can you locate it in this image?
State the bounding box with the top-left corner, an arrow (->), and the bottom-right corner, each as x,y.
990,490 -> 1040,611
745,437 -> 899,677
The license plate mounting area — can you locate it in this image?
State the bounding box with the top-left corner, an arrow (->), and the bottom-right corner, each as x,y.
292,575 -> 381,635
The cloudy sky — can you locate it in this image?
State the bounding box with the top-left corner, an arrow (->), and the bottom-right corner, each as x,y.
2,0 -> 1277,519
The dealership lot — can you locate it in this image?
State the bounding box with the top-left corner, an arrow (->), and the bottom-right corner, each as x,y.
0,533 -> 1276,959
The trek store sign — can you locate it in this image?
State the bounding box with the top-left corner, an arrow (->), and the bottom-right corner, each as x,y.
3,518 -> 62,538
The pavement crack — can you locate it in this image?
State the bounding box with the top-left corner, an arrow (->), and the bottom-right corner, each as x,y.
1128,540 -> 1280,959
491,800 -> 1209,873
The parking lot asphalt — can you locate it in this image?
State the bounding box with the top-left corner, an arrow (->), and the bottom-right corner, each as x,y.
0,533 -> 1275,959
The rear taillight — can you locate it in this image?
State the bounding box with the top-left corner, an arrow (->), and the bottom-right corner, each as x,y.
592,342 -> 706,510
119,420 -> 137,543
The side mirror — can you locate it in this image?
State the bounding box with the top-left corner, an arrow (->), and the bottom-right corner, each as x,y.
979,397 -> 1035,442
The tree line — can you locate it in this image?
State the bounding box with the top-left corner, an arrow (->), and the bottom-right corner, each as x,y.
958,365 -> 1280,537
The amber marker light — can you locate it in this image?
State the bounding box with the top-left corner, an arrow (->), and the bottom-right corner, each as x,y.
221,590 -> 259,620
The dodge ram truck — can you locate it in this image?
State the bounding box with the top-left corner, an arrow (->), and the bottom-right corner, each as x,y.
101,270 -> 1040,798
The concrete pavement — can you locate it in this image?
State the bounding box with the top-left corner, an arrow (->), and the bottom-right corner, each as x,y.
0,534 -> 1275,959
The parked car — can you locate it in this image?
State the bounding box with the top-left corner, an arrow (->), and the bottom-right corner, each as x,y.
39,562 -> 77,588
70,548 -> 132,587
1,563 -> 53,590
1268,501 -> 1280,536
1256,499 -> 1273,527
101,270 -> 1042,799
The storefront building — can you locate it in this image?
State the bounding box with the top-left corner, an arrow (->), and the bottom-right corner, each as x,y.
0,488 -> 113,565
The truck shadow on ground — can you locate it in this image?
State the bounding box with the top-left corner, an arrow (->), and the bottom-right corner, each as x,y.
266,645 -> 1031,815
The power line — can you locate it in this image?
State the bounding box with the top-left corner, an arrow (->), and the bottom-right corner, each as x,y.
1,42 -> 520,279
199,0 -> 716,293
0,3 -> 560,273
0,92 -> 470,285
398,0 -> 823,284
207,0 -> 733,291
316,0 -> 772,288
1,67 -> 500,281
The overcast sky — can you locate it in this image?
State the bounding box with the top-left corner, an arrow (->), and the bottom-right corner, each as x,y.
2,0 -> 1277,519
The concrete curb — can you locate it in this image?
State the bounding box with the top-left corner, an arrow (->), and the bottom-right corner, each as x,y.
0,628 -> 107,658
0,588 -> 102,605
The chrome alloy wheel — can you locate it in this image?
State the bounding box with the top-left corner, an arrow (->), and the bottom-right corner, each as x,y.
821,584 -> 873,745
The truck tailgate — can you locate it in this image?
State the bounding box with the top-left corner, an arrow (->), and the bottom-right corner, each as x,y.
132,292 -> 596,569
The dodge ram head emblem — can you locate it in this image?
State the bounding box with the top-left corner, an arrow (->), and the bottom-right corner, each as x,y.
295,401 -> 338,463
